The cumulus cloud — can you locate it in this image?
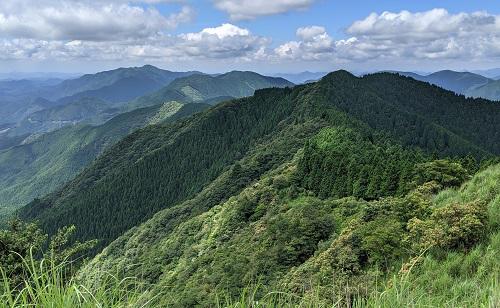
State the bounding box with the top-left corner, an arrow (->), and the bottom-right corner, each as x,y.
345,9 -> 500,60
0,23 -> 268,62
274,9 -> 500,63
3,6 -> 500,68
213,0 -> 315,20
179,23 -> 269,59
275,26 -> 333,60
0,0 -> 193,41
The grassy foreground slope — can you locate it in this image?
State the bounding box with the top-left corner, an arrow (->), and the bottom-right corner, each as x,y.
19,71 -> 500,252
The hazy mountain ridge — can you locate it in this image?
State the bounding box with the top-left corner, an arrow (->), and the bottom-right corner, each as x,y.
127,70 -> 294,110
393,70 -> 490,93
0,65 -> 200,136
272,71 -> 327,84
466,79 -> 500,101
391,69 -> 500,101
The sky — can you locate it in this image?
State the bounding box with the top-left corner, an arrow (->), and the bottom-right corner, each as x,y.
1,0 -> 500,74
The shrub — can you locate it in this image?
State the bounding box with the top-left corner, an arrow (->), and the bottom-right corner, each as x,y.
408,200 -> 488,252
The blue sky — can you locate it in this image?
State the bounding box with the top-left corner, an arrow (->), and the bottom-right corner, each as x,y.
1,0 -> 500,74
171,0 -> 500,41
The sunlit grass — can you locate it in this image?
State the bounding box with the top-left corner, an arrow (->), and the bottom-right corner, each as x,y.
0,251 -> 155,308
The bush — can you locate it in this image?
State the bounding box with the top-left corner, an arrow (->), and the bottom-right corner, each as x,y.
412,160 -> 469,189
408,200 -> 488,252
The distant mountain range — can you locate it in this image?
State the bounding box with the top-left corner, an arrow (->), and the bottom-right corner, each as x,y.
471,68 -> 500,79
0,66 -> 198,129
43,65 -> 200,102
1,66 -> 293,140
391,70 -> 500,101
273,71 -> 327,84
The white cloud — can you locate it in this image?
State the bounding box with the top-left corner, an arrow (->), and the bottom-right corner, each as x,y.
0,0 -> 193,41
3,6 -> 500,70
0,23 -> 268,62
345,9 -> 500,60
183,23 -> 249,40
179,24 -> 268,59
275,26 -> 333,60
213,0 -> 315,20
274,9 -> 500,64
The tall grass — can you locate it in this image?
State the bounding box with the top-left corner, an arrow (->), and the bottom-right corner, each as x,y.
0,251 -> 155,308
217,267 -> 499,308
1,241 -> 498,308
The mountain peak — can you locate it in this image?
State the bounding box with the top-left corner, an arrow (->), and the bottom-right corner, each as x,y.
321,70 -> 357,82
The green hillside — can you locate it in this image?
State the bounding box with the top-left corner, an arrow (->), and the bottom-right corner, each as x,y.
19,70 -> 500,253
1,71 -> 291,220
126,71 -> 294,110
0,102 -> 209,220
78,153 -> 499,307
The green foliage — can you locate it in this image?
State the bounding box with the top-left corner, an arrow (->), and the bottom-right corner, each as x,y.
408,200 -> 488,252
265,198 -> 334,266
412,159 -> 470,188
0,220 -> 96,291
0,220 -> 47,288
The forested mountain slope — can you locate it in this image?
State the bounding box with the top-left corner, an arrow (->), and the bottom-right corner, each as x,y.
0,102 -> 209,220
79,153 -> 500,306
363,73 -> 500,154
126,71 -> 294,110
2,71 -> 291,219
19,70 -> 500,253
